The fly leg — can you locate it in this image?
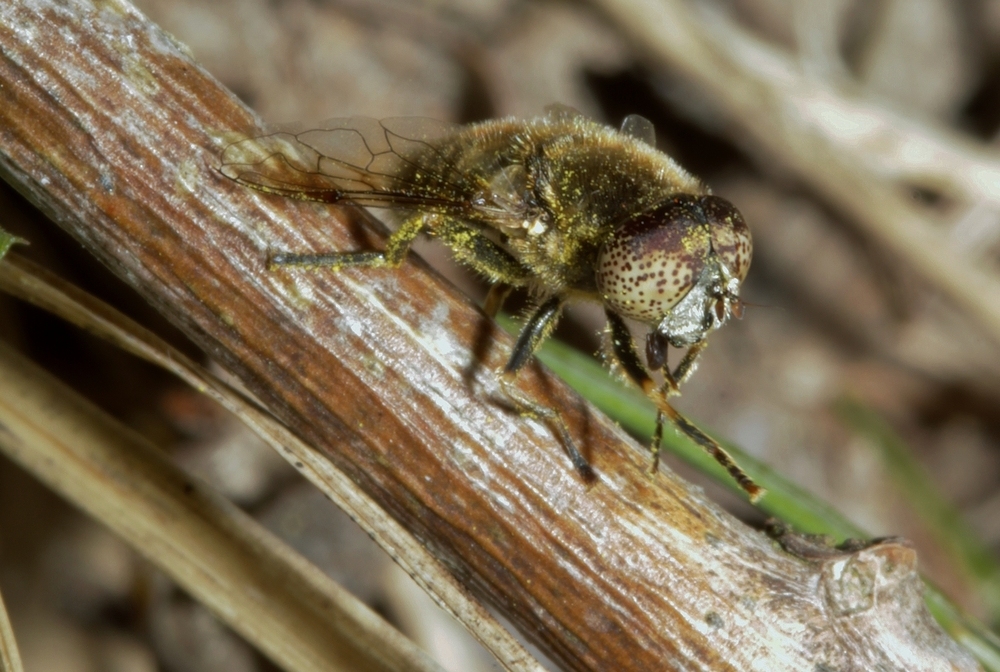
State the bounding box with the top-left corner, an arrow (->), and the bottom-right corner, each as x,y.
500,296 -> 595,480
430,219 -> 534,386
413,217 -> 591,481
434,219 -> 532,287
607,310 -> 762,501
269,214 -> 428,270
650,339 -> 709,472
483,284 -> 513,318
433,225 -> 582,475
664,340 -> 708,394
648,333 -> 707,397
433,218 -> 527,319
271,214 -> 590,478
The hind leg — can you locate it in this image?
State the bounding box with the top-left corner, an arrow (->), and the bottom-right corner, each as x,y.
269,214 -> 428,270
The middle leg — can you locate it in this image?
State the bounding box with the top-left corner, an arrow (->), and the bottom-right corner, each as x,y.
498,296 -> 595,480
428,219 -> 591,477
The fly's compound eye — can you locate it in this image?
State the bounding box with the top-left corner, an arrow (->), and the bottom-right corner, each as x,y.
596,195 -> 711,324
596,194 -> 752,327
703,195 -> 752,285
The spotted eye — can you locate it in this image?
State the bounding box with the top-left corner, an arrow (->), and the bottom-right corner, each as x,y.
595,195 -> 711,323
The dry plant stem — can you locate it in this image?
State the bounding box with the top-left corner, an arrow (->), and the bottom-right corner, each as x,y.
0,1 -> 980,670
0,588 -> 23,672
0,254 -> 543,672
0,340 -> 444,672
593,0 -> 1000,348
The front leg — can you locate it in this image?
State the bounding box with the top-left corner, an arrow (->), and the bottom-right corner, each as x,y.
647,338 -> 708,471
653,340 -> 710,458
648,330 -> 708,397
666,340 -> 708,392
606,309 -> 762,501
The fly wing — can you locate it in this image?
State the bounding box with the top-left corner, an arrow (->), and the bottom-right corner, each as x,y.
220,117 -> 477,212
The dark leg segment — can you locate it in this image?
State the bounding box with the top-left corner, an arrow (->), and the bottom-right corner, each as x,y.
665,340 -> 708,393
651,411 -> 666,473
499,296 -> 594,480
606,310 -> 763,501
651,339 -> 710,454
504,296 -> 563,375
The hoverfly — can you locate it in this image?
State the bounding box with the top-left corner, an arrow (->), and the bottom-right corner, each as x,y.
221,106 -> 761,500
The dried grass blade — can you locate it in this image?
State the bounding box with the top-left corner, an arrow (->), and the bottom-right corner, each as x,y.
0,588 -> 23,672
0,338 -> 446,672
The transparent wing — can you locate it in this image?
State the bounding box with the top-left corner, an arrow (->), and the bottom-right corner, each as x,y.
220,117 -> 479,212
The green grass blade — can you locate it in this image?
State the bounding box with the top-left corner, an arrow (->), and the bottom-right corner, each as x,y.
0,227 -> 27,261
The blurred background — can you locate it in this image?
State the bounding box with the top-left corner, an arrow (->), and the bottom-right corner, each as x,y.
4,0 -> 1000,670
